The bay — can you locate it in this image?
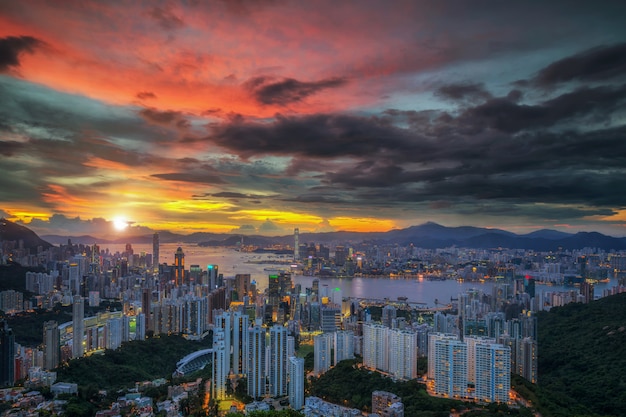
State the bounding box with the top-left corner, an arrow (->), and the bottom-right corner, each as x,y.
103,243 -> 619,307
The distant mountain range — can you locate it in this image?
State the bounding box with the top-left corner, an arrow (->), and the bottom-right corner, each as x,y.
2,218 -> 625,251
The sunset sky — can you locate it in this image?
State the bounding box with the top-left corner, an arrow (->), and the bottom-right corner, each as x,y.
2,1 -> 626,238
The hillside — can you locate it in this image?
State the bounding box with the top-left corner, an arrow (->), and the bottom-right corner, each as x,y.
0,218 -> 52,251
537,292 -> 626,416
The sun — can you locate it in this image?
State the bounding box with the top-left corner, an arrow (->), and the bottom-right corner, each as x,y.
112,217 -> 129,231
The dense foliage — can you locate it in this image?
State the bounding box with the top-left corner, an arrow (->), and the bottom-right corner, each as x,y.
309,359 -> 530,417
56,334 -> 212,391
536,292 -> 626,417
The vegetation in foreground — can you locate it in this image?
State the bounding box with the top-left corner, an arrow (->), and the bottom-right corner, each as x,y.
535,292 -> 626,417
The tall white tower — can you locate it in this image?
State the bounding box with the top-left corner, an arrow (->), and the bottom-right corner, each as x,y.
269,325 -> 288,396
247,325 -> 267,398
212,329 -> 229,400
288,356 -> 305,410
294,228 -> 299,261
72,296 -> 84,358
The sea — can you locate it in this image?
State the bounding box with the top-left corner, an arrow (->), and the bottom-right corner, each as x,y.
103,243 -> 620,307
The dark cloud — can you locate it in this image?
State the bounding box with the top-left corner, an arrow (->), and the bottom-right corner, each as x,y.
148,7 -> 185,30
139,108 -> 189,128
211,192 -> 267,199
456,84 -> 626,133
533,43 -> 626,87
435,82 -> 492,102
136,91 -> 157,100
245,76 -> 347,105
151,172 -> 225,184
0,140 -> 25,156
0,36 -> 44,72
207,113 -> 422,159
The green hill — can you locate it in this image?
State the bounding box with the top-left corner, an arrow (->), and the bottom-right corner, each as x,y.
537,292 -> 626,417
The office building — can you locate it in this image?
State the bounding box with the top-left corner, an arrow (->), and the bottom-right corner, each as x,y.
152,233 -> 159,272
174,247 -> 185,286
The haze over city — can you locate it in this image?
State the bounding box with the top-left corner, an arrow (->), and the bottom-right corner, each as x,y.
2,1 -> 626,238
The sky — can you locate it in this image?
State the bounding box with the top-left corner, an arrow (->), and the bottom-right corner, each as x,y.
1,1 -> 626,238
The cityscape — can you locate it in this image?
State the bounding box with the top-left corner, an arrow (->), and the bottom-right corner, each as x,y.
2,1 -> 626,416
1,221 -> 626,416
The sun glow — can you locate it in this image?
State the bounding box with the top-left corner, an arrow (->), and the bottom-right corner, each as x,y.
112,217 -> 129,231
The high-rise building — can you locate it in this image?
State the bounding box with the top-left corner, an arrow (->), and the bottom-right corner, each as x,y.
269,325 -> 288,396
388,329 -> 418,381
293,228 -> 299,261
333,331 -> 355,365
382,305 -> 397,328
313,333 -> 331,375
212,329 -> 229,400
174,247 -> 185,286
43,321 -> 60,370
72,296 -> 84,358
474,342 -> 511,403
235,274 -> 251,302
0,320 -> 15,386
518,337 -> 537,383
288,356 -> 305,409
152,233 -> 159,273
247,325 -> 266,398
207,264 -> 218,289
363,323 -> 389,372
430,334 -> 467,399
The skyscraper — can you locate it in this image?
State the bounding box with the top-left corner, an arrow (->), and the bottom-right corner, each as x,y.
430,333 -> 467,398
269,325 -> 288,396
288,356 -> 305,409
72,296 -> 84,358
363,323 -> 389,372
152,233 -> 159,273
174,247 -> 185,286
43,320 -> 60,370
0,320 -> 15,386
388,329 -> 418,381
474,342 -> 511,403
212,329 -> 228,400
247,324 -> 266,398
313,333 -> 331,375
333,330 -> 355,365
293,228 -> 299,261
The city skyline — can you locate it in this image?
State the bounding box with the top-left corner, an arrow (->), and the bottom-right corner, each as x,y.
2,1 -> 626,237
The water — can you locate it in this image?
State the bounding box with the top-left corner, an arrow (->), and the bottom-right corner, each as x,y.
103,243 -> 620,307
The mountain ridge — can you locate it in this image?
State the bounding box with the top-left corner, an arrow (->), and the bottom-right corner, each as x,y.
30,221 -> 626,251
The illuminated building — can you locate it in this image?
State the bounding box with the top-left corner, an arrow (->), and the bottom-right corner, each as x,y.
475,342 -> 511,403
174,247 -> 185,286
388,329 -> 418,381
333,330 -> 355,365
269,325 -> 288,396
247,324 -> 267,398
152,233 -> 159,273
293,228 -> 299,261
